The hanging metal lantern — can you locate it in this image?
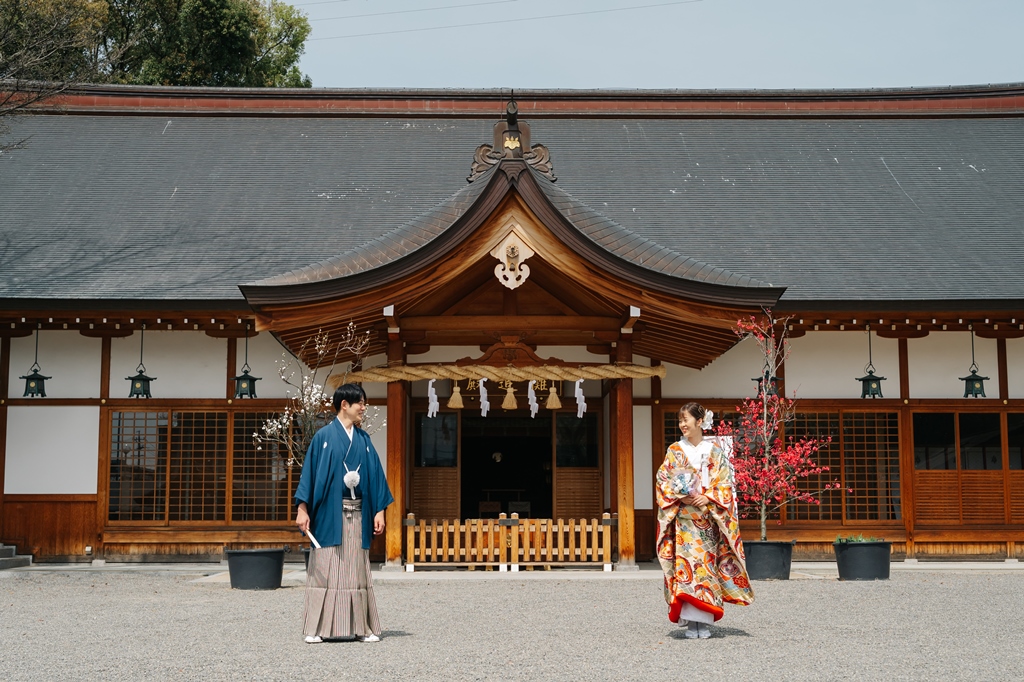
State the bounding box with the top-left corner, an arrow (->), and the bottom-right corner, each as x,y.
752,361 -> 779,397
20,325 -> 51,397
232,324 -> 261,398
855,325 -> 887,398
959,325 -> 988,398
126,324 -> 156,398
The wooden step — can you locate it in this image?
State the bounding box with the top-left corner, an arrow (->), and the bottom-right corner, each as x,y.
0,545 -> 32,569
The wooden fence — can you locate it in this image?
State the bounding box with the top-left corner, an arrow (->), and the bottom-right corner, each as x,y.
403,513 -> 617,571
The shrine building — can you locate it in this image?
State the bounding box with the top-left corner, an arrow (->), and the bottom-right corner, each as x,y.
2,83 -> 1023,566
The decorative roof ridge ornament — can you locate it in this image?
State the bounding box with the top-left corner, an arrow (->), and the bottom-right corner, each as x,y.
468,94 -> 556,183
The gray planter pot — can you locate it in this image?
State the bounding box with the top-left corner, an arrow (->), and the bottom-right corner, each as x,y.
224,548 -> 285,590
744,540 -> 794,580
833,541 -> 891,580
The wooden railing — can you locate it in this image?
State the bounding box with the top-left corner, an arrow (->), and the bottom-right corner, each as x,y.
403,513 -> 617,571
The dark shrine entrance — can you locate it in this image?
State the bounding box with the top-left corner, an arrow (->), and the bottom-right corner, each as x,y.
460,412 -> 553,519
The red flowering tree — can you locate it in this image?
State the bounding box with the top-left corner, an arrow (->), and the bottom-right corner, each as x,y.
717,311 -> 837,541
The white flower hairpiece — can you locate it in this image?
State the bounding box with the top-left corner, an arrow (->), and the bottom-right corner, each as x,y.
701,410 -> 714,430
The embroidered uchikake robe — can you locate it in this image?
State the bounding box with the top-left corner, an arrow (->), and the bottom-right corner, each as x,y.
656,439 -> 754,623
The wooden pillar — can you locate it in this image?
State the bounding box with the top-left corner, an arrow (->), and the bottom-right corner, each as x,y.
898,337 -> 910,401
614,337 -> 636,569
226,337 -> 237,399
0,336 -> 9,532
997,338 -> 1008,401
608,359 -> 618,513
897,337 -> 914,557
384,334 -> 407,568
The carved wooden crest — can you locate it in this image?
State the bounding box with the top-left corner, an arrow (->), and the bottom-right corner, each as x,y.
490,227 -> 535,290
468,98 -> 556,182
469,142 -> 556,182
455,337 -> 559,366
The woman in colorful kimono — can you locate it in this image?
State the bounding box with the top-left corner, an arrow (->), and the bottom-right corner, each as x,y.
656,402 -> 754,639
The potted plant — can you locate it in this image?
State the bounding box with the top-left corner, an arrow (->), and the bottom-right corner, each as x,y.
834,534 -> 892,580
717,312 -> 838,580
225,324 -> 380,589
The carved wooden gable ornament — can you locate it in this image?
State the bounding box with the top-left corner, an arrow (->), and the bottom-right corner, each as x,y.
490,225 -> 535,290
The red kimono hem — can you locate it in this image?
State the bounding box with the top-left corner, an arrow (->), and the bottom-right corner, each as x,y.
668,593 -> 724,623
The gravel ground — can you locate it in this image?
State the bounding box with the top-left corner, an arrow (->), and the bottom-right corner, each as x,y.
1,567 -> 1021,681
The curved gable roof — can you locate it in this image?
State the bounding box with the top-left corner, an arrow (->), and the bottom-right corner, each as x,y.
240,159 -> 783,309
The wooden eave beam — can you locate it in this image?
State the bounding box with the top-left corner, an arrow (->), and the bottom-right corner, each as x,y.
782,311 -> 1024,338
399,315 -> 622,332
0,310 -> 258,337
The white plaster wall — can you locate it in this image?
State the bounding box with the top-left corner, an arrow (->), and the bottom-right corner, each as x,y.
633,405 -> 653,509
110,330 -> 226,399
7,331 -> 102,398
661,336 -> 763,399
5,406 -> 99,494
787,332 -> 901,399
909,332 -> 998,398
631,354 -> 652,399
232,332 -> 298,400
1008,338 -> 1024,399
407,346 -> 469,363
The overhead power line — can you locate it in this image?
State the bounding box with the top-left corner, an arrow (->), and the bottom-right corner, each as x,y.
314,0 -> 519,23
308,0 -> 704,41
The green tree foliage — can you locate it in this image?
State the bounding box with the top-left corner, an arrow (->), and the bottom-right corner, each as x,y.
1,0 -> 107,81
1,0 -> 108,147
2,0 -> 312,88
106,0 -> 312,87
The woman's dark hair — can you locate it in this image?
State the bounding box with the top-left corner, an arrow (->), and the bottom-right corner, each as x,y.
679,402 -> 707,425
333,383 -> 367,412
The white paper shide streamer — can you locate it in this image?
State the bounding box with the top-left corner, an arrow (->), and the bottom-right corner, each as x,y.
427,378 -> 439,418
479,377 -> 490,417
574,378 -> 586,418
527,380 -> 539,418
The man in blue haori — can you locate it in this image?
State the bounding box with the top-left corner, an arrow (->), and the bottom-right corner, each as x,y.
295,383 -> 393,643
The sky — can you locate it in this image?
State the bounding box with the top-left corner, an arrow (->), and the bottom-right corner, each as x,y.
292,0 -> 1024,91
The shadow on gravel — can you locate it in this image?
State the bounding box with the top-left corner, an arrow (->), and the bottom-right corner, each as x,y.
668,626 -> 751,639
381,630 -> 413,638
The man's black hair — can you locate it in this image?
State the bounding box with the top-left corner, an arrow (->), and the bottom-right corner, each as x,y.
333,383 -> 367,412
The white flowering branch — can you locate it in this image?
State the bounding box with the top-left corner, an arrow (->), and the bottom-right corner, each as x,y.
253,323 -> 385,468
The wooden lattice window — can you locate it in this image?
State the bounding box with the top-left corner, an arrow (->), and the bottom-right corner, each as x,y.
168,412 -> 227,522
661,409 -> 739,456
787,412 -> 842,521
231,412 -> 297,523
109,411 -> 168,522
842,412 -> 901,521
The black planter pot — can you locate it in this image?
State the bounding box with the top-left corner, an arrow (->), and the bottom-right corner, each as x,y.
744,540 -> 794,580
834,541 -> 891,580
224,548 -> 285,590
302,547 -> 312,571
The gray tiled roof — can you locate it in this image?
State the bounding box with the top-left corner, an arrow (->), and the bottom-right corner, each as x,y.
2,110 -> 1024,305
248,166 -> 497,287
532,171 -> 771,289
